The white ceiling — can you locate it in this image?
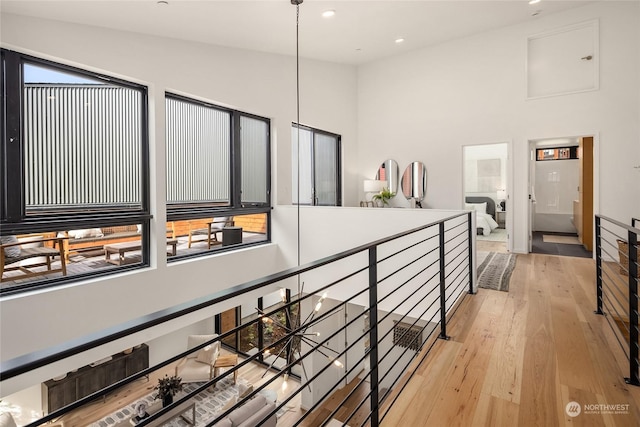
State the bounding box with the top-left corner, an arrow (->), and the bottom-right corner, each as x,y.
1,0 -> 593,65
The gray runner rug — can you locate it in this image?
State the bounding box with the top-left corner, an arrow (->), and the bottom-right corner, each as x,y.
477,252 -> 517,292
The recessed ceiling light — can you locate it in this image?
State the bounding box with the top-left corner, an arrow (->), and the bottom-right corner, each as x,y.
157,1 -> 169,5
528,0 -> 541,4
395,38 -> 405,44
322,10 -> 335,18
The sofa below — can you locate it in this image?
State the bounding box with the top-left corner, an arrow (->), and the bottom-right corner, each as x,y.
208,394 -> 276,427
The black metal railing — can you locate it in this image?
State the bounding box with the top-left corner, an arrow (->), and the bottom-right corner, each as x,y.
595,215 -> 639,386
1,211 -> 475,427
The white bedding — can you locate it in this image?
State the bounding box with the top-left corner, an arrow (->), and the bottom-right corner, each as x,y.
476,212 -> 499,236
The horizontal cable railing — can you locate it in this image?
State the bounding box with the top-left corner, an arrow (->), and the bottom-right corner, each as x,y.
1,211 -> 474,427
595,215 -> 639,386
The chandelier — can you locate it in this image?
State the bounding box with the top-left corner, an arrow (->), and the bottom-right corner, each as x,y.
259,287 -> 343,391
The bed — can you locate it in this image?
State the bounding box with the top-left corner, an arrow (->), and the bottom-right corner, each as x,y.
465,196 -> 500,236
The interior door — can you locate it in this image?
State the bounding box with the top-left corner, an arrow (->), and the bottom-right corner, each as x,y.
528,142 -> 537,253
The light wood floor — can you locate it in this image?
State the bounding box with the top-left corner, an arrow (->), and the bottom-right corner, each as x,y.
54,247 -> 640,427
477,240 -> 508,254
382,252 -> 640,427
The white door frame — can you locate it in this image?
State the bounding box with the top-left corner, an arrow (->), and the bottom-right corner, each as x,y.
462,141 -> 513,253
527,133 -> 599,256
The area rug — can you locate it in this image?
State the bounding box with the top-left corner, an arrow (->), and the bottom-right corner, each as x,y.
90,376 -> 251,427
476,252 -> 517,292
477,228 -> 508,242
542,234 -> 581,245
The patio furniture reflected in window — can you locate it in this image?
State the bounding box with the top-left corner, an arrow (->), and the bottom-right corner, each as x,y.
187,217 -> 234,249
1,235 -> 67,282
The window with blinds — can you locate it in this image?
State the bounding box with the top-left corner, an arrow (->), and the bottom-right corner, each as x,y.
164,93 -> 271,259
165,97 -> 231,205
291,124 -> 341,206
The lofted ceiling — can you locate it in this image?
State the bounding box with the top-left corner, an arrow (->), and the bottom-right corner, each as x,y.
1,0 -> 593,65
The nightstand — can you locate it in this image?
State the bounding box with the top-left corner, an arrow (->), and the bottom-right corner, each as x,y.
496,210 -> 506,228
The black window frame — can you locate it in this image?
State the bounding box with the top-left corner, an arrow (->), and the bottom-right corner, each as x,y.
0,49 -> 151,294
164,92 -> 272,258
292,123 -> 342,207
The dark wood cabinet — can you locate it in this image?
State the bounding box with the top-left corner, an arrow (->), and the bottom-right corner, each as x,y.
106,356 -> 127,384
45,378 -> 76,412
42,344 -> 149,414
76,364 -> 107,398
125,347 -> 148,377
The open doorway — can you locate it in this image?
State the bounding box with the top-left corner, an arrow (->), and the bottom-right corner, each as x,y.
463,142 -> 510,253
528,136 -> 593,258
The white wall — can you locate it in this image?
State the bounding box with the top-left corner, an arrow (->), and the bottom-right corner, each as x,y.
0,12 -> 358,396
357,2 -> 640,253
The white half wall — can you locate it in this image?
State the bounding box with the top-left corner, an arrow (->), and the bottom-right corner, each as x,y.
271,205 -> 475,314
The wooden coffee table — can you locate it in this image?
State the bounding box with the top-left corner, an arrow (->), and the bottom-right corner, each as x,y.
214,354 -> 238,384
104,239 -> 178,265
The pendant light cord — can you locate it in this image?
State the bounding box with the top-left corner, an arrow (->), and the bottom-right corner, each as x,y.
295,1 -> 301,274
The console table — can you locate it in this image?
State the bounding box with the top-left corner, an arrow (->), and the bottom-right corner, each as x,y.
42,344 -> 149,414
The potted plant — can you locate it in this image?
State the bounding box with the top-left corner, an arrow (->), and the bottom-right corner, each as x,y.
372,187 -> 396,207
154,374 -> 182,407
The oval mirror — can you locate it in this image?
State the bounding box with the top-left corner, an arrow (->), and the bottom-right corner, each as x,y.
375,159 -> 399,194
401,162 -> 427,201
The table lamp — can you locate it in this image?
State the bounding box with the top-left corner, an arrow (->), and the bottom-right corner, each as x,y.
496,189 -> 507,211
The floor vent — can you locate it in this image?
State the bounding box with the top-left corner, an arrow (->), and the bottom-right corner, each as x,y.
393,321 -> 421,351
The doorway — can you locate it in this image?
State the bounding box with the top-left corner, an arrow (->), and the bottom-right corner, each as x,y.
528,136 -> 593,258
462,142 -> 511,253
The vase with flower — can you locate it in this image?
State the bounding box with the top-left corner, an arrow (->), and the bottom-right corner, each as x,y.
372,187 -> 396,207
154,374 -> 182,408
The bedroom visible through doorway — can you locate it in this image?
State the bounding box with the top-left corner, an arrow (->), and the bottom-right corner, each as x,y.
463,143 -> 509,252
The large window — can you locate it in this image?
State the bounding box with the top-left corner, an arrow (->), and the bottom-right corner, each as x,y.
164,94 -> 271,258
217,290 -> 304,378
291,124 -> 341,206
166,97 -> 230,206
0,49 -> 149,294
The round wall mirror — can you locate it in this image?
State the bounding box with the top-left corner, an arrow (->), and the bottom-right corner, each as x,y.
401,162 -> 427,201
375,159 -> 399,193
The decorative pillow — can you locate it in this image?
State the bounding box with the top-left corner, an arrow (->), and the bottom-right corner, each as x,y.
1,235 -> 21,258
237,383 -> 254,399
68,228 -> 104,239
465,202 -> 487,214
196,345 -> 214,365
220,396 -> 238,414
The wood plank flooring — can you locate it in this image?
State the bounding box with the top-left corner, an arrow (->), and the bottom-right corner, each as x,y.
53,247 -> 640,427
382,251 -> 640,427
